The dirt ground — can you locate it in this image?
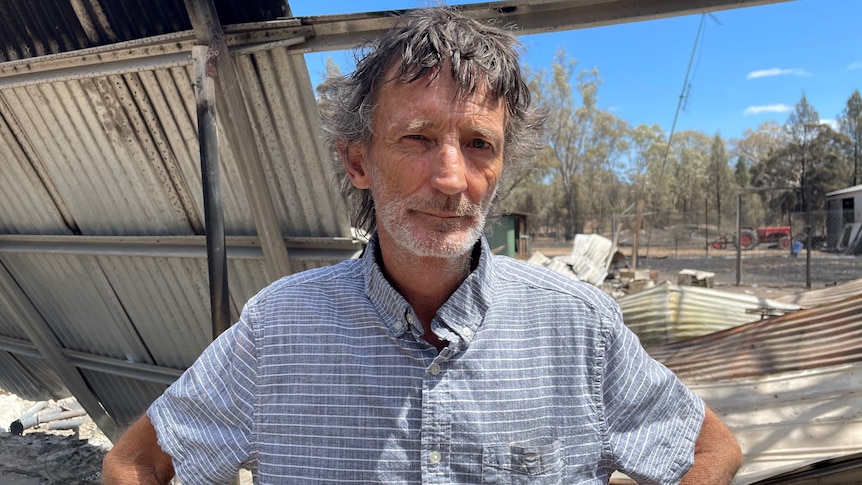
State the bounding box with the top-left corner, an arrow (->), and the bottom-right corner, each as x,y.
0,392 -> 109,484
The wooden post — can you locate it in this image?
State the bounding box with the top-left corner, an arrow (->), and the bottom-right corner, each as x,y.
632,200 -> 644,269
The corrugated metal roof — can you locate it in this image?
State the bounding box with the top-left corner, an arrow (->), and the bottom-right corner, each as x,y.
776,277 -> 862,309
619,282 -> 801,347
0,0 -> 355,439
690,361 -> 862,485
646,292 -> 862,483
825,184 -> 862,198
650,293 -> 862,382
526,234 -> 618,286
0,0 -> 287,61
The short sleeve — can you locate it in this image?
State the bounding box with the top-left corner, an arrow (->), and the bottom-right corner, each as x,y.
148,302 -> 259,484
601,302 -> 705,484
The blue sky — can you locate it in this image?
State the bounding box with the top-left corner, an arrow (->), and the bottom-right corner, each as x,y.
290,0 -> 861,143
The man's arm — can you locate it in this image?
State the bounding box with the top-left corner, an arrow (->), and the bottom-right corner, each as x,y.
102,414 -> 175,485
680,407 -> 743,485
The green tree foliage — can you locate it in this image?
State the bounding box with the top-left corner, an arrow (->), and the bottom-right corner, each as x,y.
785,94 -> 821,190
707,133 -> 735,231
734,156 -> 750,188
497,146 -> 562,234
670,130 -> 711,216
627,124 -> 667,199
731,120 -> 786,171
752,124 -> 851,218
315,58 -> 343,121
838,89 -> 862,185
529,49 -> 627,238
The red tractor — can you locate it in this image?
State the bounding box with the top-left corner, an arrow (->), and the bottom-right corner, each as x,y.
710,226 -> 792,250
736,226 -> 792,250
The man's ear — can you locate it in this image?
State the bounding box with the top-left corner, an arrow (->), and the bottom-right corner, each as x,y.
340,142 -> 372,189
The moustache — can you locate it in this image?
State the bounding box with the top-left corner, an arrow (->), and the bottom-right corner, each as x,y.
410,194 -> 485,217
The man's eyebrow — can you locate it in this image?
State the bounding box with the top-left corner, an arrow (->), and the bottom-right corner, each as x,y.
405,118 -> 436,132
469,125 -> 504,143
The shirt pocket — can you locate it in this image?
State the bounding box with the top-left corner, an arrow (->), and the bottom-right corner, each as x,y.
481,440 -> 564,484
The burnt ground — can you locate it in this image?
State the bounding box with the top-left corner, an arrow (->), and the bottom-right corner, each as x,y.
632,251 -> 862,293
532,238 -> 862,297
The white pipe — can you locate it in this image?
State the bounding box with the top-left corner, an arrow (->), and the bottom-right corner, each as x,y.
19,401 -> 49,420
45,418 -> 85,430
19,408 -> 87,429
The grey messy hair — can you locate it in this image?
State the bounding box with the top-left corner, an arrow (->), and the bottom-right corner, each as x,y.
320,6 -> 547,234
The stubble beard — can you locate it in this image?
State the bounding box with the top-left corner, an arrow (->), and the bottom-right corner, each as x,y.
373,179 -> 496,259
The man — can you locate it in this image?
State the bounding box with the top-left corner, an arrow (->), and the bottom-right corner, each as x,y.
103,7 -> 742,484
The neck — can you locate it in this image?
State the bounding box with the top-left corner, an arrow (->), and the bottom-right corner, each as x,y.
376,236 -> 475,333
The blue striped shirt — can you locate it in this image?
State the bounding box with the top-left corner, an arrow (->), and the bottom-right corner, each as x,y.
149,235 -> 704,484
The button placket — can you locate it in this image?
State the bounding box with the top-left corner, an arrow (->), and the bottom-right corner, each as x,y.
421,358 -> 451,482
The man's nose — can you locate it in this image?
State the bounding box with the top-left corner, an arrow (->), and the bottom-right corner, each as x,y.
430,142 -> 468,195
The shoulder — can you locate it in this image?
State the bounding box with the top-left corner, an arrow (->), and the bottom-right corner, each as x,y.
248,258 -> 364,309
490,255 -> 616,312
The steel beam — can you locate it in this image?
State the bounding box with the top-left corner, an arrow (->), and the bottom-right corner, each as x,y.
0,234 -> 363,261
291,0 -> 793,52
0,1 -> 792,88
0,263 -> 121,440
0,335 -> 183,385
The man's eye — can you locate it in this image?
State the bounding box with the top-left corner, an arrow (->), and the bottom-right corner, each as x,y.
470,139 -> 491,149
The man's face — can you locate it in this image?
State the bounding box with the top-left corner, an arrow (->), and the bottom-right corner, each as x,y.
346,69 -> 506,259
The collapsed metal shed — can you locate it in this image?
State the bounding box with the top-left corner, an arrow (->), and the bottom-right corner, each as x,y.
648,293 -> 862,483
618,282 -> 801,347
0,0 -> 792,444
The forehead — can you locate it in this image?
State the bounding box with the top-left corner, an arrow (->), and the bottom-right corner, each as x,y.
373,70 -> 507,128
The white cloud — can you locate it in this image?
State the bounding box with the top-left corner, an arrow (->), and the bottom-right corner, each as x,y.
820,118 -> 838,130
848,61 -> 862,71
743,104 -> 793,115
746,68 -> 812,79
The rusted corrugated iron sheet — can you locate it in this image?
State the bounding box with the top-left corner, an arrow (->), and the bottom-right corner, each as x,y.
1,53 -> 346,238
646,292 -> 862,483
650,293 -> 862,382
619,282 -> 801,347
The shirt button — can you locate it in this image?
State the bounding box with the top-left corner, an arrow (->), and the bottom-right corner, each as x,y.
429,363 -> 441,375
429,451 -> 442,465
462,327 -> 472,337
405,312 -> 414,325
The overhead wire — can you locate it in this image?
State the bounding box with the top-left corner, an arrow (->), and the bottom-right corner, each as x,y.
643,13 -> 710,263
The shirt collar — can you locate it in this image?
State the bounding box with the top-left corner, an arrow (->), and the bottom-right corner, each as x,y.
362,232 -> 494,347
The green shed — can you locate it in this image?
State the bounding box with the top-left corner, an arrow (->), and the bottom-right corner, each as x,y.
484,213 -> 530,258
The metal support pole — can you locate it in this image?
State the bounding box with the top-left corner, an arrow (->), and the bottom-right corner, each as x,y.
193,45 -> 231,338
736,193 -> 742,286
805,185 -> 812,289
705,196 -> 709,257
184,0 -> 293,282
